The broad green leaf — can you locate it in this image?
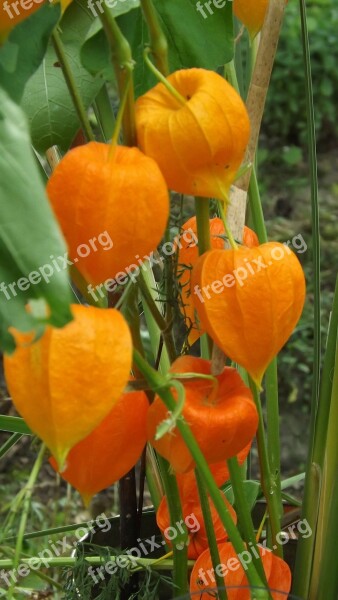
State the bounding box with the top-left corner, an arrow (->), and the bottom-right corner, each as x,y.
0,4 -> 61,103
21,0 -> 104,153
153,0 -> 233,71
0,416 -> 31,435
0,88 -> 73,353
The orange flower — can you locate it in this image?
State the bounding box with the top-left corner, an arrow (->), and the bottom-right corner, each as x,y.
135,68 -> 250,200
190,542 -> 292,599
191,243 -> 306,386
233,0 -> 269,39
47,142 -> 169,286
4,305 -> 132,469
49,388 -> 148,506
177,218 -> 259,345
157,492 -> 237,560
147,356 -> 258,473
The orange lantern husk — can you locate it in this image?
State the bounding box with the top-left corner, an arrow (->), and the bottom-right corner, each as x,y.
4,304 -> 132,469
147,356 -> 258,473
157,492 -> 237,560
233,0 -> 269,40
50,388 -> 148,506
135,68 -> 250,200
177,218 -> 259,345
191,243 -> 306,386
190,541 -> 292,599
47,142 -> 169,287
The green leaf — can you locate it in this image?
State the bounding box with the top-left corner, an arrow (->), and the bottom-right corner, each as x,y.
0,4 -> 61,103
21,0 -> 104,153
0,88 -> 73,353
153,0 -> 233,71
0,416 -> 32,435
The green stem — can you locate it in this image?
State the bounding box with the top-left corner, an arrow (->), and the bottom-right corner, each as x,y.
218,200 -> 239,250
0,556 -> 192,570
52,31 -> 95,142
110,69 -> 133,149
227,457 -> 269,588
133,349 -> 268,597
140,0 -> 169,76
156,456 -> 188,597
8,443 -> 46,600
195,197 -> 211,255
93,84 -> 116,142
292,1 -> 321,595
195,469 -> 227,600
0,433 -> 22,459
138,270 -> 177,364
249,379 -> 282,557
144,48 -> 186,106
99,5 -> 136,146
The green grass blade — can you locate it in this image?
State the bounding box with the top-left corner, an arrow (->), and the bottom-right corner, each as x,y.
0,416 -> 32,435
292,0 -> 321,595
0,433 -> 23,459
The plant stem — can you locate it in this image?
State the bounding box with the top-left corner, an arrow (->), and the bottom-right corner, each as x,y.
227,457 -> 269,588
52,31 -> 95,142
140,0 -> 169,76
99,5 -> 136,146
195,197 -> 211,255
8,443 -> 46,600
133,349 -> 268,597
0,433 -> 22,459
195,469 -> 228,600
144,48 -> 186,106
138,270 -> 177,364
156,456 -> 188,597
249,379 -> 282,557
93,84 -> 116,142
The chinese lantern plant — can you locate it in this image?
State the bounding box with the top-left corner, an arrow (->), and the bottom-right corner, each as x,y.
147,356 -> 258,473
4,304 -> 132,469
49,387 -> 149,506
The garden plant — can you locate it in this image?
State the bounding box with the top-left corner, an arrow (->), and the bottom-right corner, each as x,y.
0,0 -> 337,598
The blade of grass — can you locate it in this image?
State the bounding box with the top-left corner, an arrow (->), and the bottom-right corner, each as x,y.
0,416 -> 31,435
292,0 -> 321,595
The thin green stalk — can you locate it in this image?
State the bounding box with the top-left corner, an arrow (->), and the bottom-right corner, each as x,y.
292,0 -> 321,595
0,433 -> 22,459
133,349 -> 268,597
0,556 -> 191,571
227,457 -> 269,588
8,443 -> 46,600
156,455 -> 188,597
144,48 -> 186,106
93,84 -> 116,142
140,0 -> 169,76
52,31 -> 95,142
139,262 -> 171,373
195,197 -> 210,255
138,270 -> 177,364
195,469 -> 227,600
249,379 -> 282,558
99,5 -> 136,146
218,200 -> 238,250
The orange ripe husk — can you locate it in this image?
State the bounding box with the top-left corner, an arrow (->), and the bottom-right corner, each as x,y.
147,356 -> 258,473
135,68 -> 250,200
190,542 -> 292,599
176,444 -> 251,503
177,219 -> 258,345
233,0 -> 269,39
49,389 -> 148,506
3,305 -> 132,469
46,142 -> 169,286
243,225 -> 259,248
156,492 -> 237,560
178,217 -> 225,345
191,243 -> 306,386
